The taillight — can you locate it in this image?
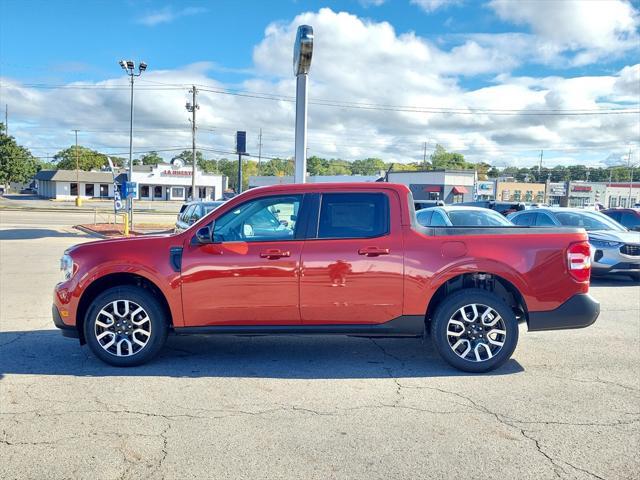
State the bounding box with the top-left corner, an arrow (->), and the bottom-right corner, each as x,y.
567,241 -> 591,282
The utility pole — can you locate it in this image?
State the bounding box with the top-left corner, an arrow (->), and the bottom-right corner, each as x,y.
186,86 -> 199,201
257,128 -> 263,175
73,129 -> 81,207
423,141 -> 428,168
627,148 -> 633,207
538,150 -> 543,181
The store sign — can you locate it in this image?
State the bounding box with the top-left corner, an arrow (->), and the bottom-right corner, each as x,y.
571,185 -> 592,192
476,181 -> 495,195
106,157 -> 125,213
549,182 -> 566,196
162,169 -> 192,177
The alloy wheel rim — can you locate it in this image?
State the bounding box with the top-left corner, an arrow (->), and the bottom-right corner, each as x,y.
446,303 -> 506,362
94,300 -> 152,357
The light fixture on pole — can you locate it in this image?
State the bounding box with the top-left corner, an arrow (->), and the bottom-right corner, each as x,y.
293,25 -> 313,184
119,59 -> 147,229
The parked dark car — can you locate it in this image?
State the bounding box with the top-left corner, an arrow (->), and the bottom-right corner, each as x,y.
508,208 -> 640,280
175,201 -> 225,233
416,206 -> 514,227
458,200 -> 526,216
601,208 -> 640,232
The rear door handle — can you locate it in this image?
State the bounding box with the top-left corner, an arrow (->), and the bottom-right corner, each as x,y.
357,247 -> 390,257
260,249 -> 291,259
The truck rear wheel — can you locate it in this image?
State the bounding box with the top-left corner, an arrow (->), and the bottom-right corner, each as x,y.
430,288 -> 519,373
84,286 -> 168,367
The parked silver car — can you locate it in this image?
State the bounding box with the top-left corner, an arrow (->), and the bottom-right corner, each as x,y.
508,208 -> 640,280
416,206 -> 514,227
175,201 -> 225,233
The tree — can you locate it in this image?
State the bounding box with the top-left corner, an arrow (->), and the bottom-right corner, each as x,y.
54,145 -> 108,171
140,151 -> 163,166
307,156 -> 329,176
261,157 -> 294,177
0,123 -> 40,184
430,145 -> 472,170
350,157 -> 385,175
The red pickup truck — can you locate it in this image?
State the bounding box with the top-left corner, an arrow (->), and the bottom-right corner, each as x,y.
54,183 -> 599,372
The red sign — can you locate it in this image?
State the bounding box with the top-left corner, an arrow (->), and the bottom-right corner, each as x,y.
571,185 -> 591,192
162,170 -> 192,176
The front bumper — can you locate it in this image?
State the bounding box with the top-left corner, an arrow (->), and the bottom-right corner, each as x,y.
592,245 -> 640,275
52,304 -> 78,338
528,294 -> 600,332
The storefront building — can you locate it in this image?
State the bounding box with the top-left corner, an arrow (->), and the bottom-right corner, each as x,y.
494,181 -> 546,203
35,170 -> 116,200
605,183 -> 640,208
565,182 -> 607,208
386,170 -> 476,203
123,162 -> 227,201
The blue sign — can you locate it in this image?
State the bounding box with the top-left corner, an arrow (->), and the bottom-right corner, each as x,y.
236,131 -> 246,154
122,181 -> 137,199
113,183 -> 124,213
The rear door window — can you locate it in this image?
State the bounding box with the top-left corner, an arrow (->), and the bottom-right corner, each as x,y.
430,211 -> 449,226
416,210 -> 433,226
317,193 -> 389,239
512,212 -> 534,226
536,213 -> 556,226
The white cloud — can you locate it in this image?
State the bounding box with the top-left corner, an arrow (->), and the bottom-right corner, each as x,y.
2,9 -> 639,170
489,0 -> 640,65
411,0 -> 462,12
358,0 -> 386,7
137,6 -> 207,27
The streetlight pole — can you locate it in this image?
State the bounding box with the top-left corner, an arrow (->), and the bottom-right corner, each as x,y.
119,59 -> 147,229
186,86 -> 199,201
293,25 -> 314,184
74,129 -> 80,206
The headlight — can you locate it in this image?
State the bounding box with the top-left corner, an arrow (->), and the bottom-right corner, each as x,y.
60,254 -> 75,280
589,239 -> 622,249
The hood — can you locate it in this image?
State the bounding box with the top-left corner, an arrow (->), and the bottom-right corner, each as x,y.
66,233 -> 175,255
588,230 -> 640,244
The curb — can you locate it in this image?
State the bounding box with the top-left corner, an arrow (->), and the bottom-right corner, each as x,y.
0,206 -> 175,215
73,225 -> 109,239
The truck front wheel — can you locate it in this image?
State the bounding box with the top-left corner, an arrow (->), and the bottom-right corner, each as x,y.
430,289 -> 519,373
84,286 -> 168,367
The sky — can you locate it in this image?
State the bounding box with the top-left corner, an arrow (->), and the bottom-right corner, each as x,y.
1,0 -> 639,169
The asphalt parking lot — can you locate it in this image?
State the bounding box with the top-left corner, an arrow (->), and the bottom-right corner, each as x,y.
1,210 -> 638,480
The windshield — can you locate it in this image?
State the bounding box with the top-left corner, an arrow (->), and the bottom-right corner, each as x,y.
446,209 -> 513,227
555,211 -> 627,232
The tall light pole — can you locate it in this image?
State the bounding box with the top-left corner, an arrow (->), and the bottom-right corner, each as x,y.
73,129 -> 80,206
293,25 -> 313,184
119,59 -> 147,229
186,86 -> 199,200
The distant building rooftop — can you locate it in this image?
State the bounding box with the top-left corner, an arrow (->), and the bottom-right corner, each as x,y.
35,170 -> 114,183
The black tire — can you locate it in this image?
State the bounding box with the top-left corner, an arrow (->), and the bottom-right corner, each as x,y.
84,286 -> 168,367
430,288 -> 519,373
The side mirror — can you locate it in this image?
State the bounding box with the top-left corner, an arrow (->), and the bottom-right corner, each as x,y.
194,224 -> 213,244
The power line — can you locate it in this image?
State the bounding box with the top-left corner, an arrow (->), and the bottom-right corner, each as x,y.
3,81 -> 638,116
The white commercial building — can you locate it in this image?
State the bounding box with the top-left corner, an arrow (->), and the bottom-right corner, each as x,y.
35,162 -> 227,201
35,170 -> 116,200
248,174 -> 382,188
387,170 -> 476,203
125,163 -> 227,201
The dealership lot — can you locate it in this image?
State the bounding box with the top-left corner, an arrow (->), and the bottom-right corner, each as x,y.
0,210 -> 638,480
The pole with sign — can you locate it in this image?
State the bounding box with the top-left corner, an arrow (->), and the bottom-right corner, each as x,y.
107,157 -> 124,214
293,25 -> 313,184
236,131 -> 246,194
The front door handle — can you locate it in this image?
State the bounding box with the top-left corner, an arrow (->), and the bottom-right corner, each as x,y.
357,247 -> 390,257
260,249 -> 291,259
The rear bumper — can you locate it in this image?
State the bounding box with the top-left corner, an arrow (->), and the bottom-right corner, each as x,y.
52,304 -> 78,339
528,294 -> 600,332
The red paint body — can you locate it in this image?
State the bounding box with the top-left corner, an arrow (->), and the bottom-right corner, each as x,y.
54,183 -> 590,330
